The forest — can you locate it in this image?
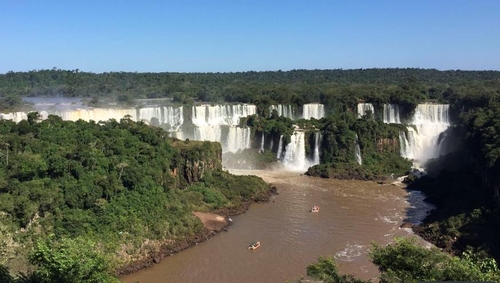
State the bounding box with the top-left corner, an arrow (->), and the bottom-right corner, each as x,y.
1,68 -> 500,282
0,114 -> 270,282
1,68 -> 500,113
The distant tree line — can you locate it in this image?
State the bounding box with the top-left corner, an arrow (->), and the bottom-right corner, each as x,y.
1,68 -> 500,113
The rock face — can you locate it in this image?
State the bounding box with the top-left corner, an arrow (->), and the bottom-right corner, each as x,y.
171,140 -> 222,187
377,137 -> 400,153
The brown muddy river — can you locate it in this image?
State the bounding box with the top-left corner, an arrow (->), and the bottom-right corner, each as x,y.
122,170 -> 429,283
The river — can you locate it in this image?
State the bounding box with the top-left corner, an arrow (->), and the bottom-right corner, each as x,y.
121,169 -> 430,283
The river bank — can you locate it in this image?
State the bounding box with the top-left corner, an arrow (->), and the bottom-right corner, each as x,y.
116,190 -> 273,276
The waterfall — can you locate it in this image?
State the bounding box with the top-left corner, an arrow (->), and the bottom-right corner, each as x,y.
29,107 -> 184,127
313,132 -> 321,165
282,130 -> 321,171
355,134 -> 362,165
383,104 -> 401,124
0,112 -> 28,122
190,104 -> 256,153
357,103 -> 374,118
136,106 -> 183,139
1,101 -> 453,170
270,103 -> 324,120
138,107 -> 161,125
225,127 -> 252,153
282,131 -> 307,170
164,106 -> 184,131
193,124 -> 251,153
0,103 -> 257,154
192,104 -> 256,126
259,133 -> 265,153
302,103 -> 325,120
44,108 -> 138,122
138,106 -> 183,130
400,104 -> 450,168
399,127 -> 417,160
269,105 -> 295,119
193,125 -> 223,144
276,135 -> 283,159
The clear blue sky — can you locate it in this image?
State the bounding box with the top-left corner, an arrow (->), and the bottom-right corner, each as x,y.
1,0 -> 499,73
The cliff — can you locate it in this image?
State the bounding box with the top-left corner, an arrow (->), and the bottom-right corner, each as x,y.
171,139 -> 222,186
376,137 -> 400,153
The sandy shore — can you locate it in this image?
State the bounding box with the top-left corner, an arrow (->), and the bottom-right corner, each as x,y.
193,212 -> 228,232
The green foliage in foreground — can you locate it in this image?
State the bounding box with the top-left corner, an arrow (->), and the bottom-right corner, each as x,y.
0,237 -> 118,283
29,237 -> 119,283
305,257 -> 366,283
301,238 -> 500,283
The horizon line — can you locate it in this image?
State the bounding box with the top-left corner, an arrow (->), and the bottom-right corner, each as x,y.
2,67 -> 500,75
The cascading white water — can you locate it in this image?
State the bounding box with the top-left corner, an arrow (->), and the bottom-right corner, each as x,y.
192,104 -> 255,126
40,108 -> 138,122
138,107 -> 162,124
259,133 -> 265,153
190,104 -> 256,153
193,125 -> 223,144
355,134 -> 362,165
302,103 -> 325,120
0,101 -> 452,170
383,104 -> 401,124
399,127 -> 417,160
190,124 -> 251,153
0,112 -> 28,122
282,131 -> 307,170
282,130 -> 321,171
269,105 -> 295,119
36,107 -> 182,126
226,127 -> 252,153
313,132 -> 321,165
357,103 -> 374,118
138,106 -> 183,131
399,104 -> 450,168
0,103 -> 256,154
276,135 -> 283,159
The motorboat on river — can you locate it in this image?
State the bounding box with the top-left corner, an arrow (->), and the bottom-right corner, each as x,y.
311,206 -> 320,213
248,241 -> 261,250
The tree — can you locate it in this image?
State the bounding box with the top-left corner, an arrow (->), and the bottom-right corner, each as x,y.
299,238 -> 500,283
306,256 -> 367,283
30,237 -> 119,283
369,237 -> 500,283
